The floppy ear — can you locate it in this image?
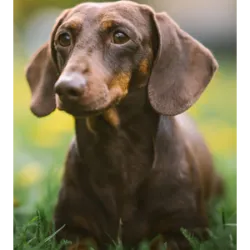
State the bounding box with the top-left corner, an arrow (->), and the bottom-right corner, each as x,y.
25,9 -> 69,117
148,12 -> 218,116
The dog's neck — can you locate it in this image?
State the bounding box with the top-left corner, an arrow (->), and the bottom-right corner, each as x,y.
74,87 -> 159,158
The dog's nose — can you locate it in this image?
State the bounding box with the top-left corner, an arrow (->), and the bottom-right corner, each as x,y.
55,73 -> 87,101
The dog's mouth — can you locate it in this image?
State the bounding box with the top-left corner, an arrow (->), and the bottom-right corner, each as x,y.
56,87 -> 124,118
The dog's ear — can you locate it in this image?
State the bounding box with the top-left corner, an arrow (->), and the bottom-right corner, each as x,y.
147,12 -> 218,116
25,9 -> 69,117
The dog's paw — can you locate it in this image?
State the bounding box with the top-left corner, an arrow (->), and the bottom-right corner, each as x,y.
67,238 -> 98,250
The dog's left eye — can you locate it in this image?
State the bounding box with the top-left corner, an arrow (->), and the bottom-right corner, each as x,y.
112,31 -> 130,44
58,32 -> 71,47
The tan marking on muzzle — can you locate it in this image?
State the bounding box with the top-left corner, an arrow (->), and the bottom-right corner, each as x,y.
109,72 -> 131,99
103,107 -> 120,128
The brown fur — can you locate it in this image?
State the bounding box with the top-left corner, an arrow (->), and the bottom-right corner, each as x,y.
25,1 -> 223,250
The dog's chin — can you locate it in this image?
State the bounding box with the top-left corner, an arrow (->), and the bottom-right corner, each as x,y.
65,109 -> 102,118
57,101 -> 116,118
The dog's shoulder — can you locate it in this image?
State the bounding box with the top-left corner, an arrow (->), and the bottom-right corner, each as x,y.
154,113 -> 213,180
174,113 -> 213,166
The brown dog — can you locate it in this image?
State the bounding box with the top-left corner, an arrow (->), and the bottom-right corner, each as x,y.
25,1 -> 223,249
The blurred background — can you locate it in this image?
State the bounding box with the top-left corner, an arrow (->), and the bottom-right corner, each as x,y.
14,0 -> 236,242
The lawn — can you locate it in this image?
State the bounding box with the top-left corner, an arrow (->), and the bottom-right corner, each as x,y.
14,53 -> 236,249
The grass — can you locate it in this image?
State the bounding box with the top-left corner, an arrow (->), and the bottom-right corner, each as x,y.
14,53 -> 236,249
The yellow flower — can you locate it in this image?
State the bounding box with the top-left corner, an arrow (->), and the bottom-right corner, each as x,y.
198,121 -> 236,156
17,163 -> 43,187
188,105 -> 200,118
31,111 -> 74,148
14,73 -> 30,111
12,197 -> 20,207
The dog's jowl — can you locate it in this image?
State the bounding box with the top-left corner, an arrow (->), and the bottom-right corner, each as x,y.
25,1 -> 223,249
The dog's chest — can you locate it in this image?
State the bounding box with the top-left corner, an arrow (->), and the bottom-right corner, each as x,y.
81,125 -> 155,219
103,128 -> 154,189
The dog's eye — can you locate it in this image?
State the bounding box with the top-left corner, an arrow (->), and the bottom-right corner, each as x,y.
58,32 -> 71,47
112,31 -> 130,44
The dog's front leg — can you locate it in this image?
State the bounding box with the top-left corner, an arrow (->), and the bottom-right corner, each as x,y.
143,171 -> 208,250
67,237 -> 98,250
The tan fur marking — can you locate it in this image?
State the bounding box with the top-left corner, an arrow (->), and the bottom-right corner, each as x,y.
101,20 -> 113,30
139,59 -> 149,74
103,108 -> 120,128
69,21 -> 79,29
64,18 -> 82,31
86,117 -> 96,135
109,72 -> 131,97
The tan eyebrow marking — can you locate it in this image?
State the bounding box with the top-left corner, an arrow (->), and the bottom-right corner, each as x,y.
100,20 -> 114,30
62,18 -> 83,32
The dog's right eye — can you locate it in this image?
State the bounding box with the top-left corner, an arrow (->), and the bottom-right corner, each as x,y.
112,31 -> 130,44
58,32 -> 71,47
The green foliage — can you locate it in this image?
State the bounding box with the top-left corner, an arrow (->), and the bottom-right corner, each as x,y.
14,202 -> 236,250
181,220 -> 236,250
14,209 -> 71,250
14,0 -> 114,29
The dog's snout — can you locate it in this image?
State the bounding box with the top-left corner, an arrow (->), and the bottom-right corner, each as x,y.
55,73 -> 87,101
56,82 -> 82,99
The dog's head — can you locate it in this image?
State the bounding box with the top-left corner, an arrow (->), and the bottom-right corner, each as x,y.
26,1 -> 218,118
